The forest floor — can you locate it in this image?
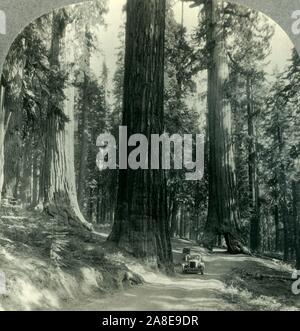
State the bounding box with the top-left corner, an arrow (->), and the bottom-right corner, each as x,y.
0,206 -> 143,311
0,206 -> 299,311
68,237 -> 300,311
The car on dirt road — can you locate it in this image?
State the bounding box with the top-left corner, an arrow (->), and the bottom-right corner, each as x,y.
182,254 -> 205,275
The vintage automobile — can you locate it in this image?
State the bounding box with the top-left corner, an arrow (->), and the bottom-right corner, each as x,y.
182,254 -> 205,275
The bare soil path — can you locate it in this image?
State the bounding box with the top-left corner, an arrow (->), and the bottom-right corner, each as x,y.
70,238 -> 299,311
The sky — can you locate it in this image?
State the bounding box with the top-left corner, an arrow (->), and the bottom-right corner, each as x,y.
91,0 -> 294,95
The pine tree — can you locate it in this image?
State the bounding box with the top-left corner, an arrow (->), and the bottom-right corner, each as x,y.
200,0 -> 246,253
42,9 -> 92,231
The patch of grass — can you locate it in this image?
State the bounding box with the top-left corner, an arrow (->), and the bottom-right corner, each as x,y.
223,261 -> 300,311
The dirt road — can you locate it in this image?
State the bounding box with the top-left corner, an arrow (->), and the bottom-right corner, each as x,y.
70,238 -> 298,311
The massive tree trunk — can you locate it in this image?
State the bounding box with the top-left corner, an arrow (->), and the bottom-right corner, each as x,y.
247,75 -> 261,252
203,0 -> 245,254
293,180 -> 300,269
108,0 -> 173,271
43,11 -> 92,231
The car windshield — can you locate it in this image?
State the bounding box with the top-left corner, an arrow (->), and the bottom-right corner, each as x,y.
188,255 -> 201,261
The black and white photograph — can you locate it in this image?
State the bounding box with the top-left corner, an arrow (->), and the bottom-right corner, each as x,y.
0,0 -> 300,312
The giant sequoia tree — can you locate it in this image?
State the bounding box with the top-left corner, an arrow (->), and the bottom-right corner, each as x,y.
42,10 -> 92,231
108,0 -> 173,270
201,0 -> 245,253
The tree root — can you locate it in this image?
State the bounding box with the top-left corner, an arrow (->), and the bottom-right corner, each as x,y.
44,203 -> 94,234
201,231 -> 251,255
224,233 -> 252,255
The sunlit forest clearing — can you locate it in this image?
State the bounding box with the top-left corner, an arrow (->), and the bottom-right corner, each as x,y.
0,0 -> 300,311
